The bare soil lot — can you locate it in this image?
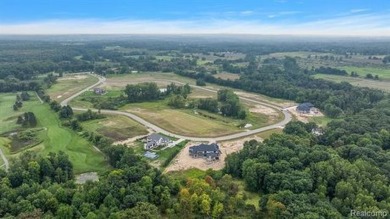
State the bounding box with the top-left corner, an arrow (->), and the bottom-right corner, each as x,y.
165,136 -> 263,172
286,106 -> 324,123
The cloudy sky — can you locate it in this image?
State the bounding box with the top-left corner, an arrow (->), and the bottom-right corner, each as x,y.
1,0 -> 390,36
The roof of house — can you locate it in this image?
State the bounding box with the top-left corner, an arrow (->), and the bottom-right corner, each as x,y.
147,133 -> 170,142
189,143 -> 220,153
144,151 -> 158,159
297,102 -> 314,111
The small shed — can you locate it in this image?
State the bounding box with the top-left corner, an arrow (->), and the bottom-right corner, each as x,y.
93,88 -> 105,95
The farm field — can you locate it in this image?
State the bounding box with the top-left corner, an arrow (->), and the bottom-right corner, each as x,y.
340,66 -> 390,80
46,73 -> 99,102
313,74 -> 390,92
81,115 -> 149,141
0,93 -> 109,174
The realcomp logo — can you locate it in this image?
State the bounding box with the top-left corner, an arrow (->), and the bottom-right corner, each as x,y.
350,210 -> 388,218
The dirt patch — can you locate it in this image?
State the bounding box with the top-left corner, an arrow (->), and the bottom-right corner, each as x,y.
75,172 -> 99,184
235,91 -> 294,108
249,105 -> 279,117
58,75 -> 88,81
286,106 -> 324,123
213,72 -> 240,80
165,136 -> 263,172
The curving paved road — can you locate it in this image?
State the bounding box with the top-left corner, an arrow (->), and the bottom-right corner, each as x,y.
61,73 -> 292,142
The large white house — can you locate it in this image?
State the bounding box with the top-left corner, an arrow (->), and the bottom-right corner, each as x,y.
144,133 -> 172,150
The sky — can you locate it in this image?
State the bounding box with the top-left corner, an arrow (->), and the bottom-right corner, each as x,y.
0,0 -> 390,36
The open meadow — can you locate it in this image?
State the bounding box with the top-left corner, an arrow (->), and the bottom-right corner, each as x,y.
313,74 -> 390,92
340,66 -> 390,80
120,100 -> 244,137
0,93 -> 109,173
81,114 -> 149,141
46,73 -> 99,102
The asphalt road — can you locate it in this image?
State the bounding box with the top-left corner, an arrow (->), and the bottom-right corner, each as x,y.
61,73 -> 292,142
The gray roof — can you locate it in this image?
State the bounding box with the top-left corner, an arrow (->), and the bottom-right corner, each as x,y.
297,102 -> 314,112
189,143 -> 220,153
144,151 -> 158,159
147,133 -> 170,142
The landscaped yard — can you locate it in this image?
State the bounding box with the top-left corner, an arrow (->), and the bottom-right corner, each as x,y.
308,115 -> 334,127
46,73 -> 99,102
0,93 -> 109,174
81,115 -> 149,141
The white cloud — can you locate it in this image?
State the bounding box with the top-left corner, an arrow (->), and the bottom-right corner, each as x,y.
350,8 -> 369,13
268,11 -> 301,18
240,10 -> 254,16
1,13 -> 390,36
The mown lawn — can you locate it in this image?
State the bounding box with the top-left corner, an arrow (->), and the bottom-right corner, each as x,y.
0,93 -> 38,134
308,116 -> 334,127
81,115 -> 148,141
0,93 -> 109,174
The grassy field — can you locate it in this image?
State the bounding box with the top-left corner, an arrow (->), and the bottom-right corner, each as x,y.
0,93 -> 109,174
340,66 -> 390,80
121,101 -> 241,137
120,99 -> 270,137
106,72 -> 293,105
313,74 -> 390,92
256,129 -> 283,139
308,116 -> 334,127
81,115 -> 148,141
166,168 -> 207,180
0,94 -> 30,134
46,74 -> 99,102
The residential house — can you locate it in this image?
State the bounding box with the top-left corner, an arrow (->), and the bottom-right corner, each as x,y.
189,143 -> 221,160
296,102 -> 315,114
93,88 -> 105,95
145,133 -> 172,150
